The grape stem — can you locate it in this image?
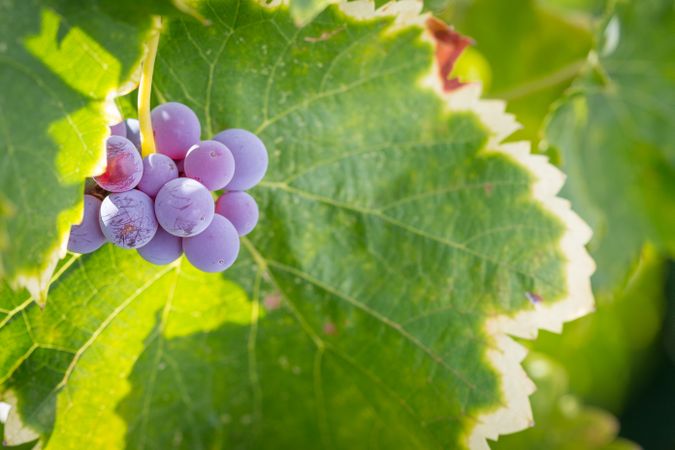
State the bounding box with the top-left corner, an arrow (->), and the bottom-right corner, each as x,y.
139,16 -> 162,158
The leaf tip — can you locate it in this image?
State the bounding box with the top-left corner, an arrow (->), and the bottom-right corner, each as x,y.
425,17 -> 474,93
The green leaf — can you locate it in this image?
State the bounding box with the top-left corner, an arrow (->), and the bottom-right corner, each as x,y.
0,0 -> 160,302
288,0 -> 335,26
443,0 -> 593,144
533,246 -> 666,412
493,353 -> 639,450
0,0 -> 594,448
545,0 -> 675,292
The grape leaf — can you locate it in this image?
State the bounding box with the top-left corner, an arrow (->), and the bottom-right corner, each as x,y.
0,0 -> 594,448
288,0 -> 335,26
544,0 -> 675,293
0,0 -> 167,303
443,0 -> 593,144
493,353 -> 639,450
533,247 -> 666,412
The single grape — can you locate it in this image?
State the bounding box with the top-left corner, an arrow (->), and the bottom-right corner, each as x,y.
138,153 -> 178,198
99,190 -> 158,248
109,121 -> 127,138
215,191 -> 259,236
67,195 -> 106,254
125,118 -> 141,150
184,140 -> 235,191
93,136 -> 143,192
137,227 -> 182,265
151,102 -> 201,160
155,178 -> 214,237
183,214 -> 240,272
213,128 -> 268,190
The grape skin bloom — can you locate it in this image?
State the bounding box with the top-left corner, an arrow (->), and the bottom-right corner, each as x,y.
99,190 -> 158,249
94,136 -> 144,193
137,227 -> 182,265
155,178 -> 214,237
183,214 -> 240,272
184,140 -> 235,191
213,128 -> 268,191
138,153 -> 179,198
151,102 -> 201,160
67,195 -> 106,254
215,191 -> 259,236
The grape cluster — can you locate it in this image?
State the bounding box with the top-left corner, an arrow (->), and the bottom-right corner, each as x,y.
67,102 -> 267,273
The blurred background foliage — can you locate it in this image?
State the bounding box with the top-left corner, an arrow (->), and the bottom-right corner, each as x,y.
437,0 -> 675,448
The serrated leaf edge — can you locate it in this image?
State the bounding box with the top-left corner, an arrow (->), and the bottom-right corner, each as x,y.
340,1 -> 595,447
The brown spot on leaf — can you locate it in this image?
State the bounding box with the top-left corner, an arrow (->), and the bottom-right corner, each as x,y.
426,17 -> 474,93
304,26 -> 345,43
264,292 -> 282,310
483,183 -> 493,195
323,322 -> 337,335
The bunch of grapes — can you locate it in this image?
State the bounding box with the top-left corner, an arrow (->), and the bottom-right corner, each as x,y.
67,102 -> 267,273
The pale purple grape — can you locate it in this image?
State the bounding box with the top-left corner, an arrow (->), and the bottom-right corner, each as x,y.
94,136 -> 143,192
99,190 -> 158,248
215,191 -> 259,236
183,214 -> 240,272
109,121 -> 126,138
125,118 -> 141,150
151,102 -> 201,160
184,140 -> 235,191
138,153 -> 178,198
67,195 -> 106,254
137,227 -> 182,265
213,128 -> 268,190
155,178 -> 214,237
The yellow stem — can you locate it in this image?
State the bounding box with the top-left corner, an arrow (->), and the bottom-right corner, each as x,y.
139,16 -> 162,157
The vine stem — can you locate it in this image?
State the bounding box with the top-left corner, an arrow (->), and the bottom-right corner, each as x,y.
139,16 -> 162,157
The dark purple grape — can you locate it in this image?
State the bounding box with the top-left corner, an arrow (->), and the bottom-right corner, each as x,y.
137,227 -> 182,265
151,102 -> 201,160
215,191 -> 259,236
184,140 -> 235,191
183,214 -> 239,272
213,128 -> 268,190
67,195 -> 106,254
138,153 -> 178,198
93,136 -> 143,192
154,178 -> 214,237
99,190 -> 158,249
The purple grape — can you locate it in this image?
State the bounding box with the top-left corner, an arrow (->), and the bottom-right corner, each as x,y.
184,140 -> 235,191
154,178 -> 214,237
137,227 -> 182,265
109,121 -> 126,138
151,102 -> 201,160
138,153 -> 178,198
125,118 -> 141,150
94,136 -> 143,192
215,191 -> 259,236
99,190 -> 158,248
213,128 -> 268,191
67,195 -> 106,254
183,214 -> 240,272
